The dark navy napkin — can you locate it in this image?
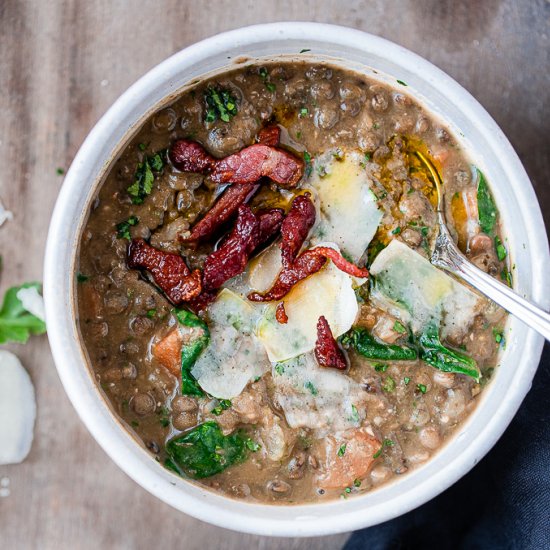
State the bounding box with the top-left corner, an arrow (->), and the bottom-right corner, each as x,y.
345,343 -> 550,550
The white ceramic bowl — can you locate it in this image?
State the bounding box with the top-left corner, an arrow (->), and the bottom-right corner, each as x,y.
44,23 -> 550,537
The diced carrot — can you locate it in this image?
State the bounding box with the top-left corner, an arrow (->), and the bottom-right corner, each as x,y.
152,329 -> 182,377
317,428 -> 381,489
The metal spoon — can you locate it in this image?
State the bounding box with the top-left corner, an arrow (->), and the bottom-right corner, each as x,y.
415,151 -> 550,341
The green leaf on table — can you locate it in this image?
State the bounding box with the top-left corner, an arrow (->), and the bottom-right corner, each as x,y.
0,283 -> 46,344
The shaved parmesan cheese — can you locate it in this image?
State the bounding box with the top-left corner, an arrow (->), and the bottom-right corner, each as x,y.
207,288 -> 260,334
192,289 -> 269,399
247,244 -> 283,294
0,199 -> 13,228
272,354 -> 367,437
257,259 -> 358,362
16,287 -> 45,322
370,239 -> 481,338
0,351 -> 36,465
310,150 -> 383,262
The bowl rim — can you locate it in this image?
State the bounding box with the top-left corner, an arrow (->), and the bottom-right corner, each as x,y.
44,22 -> 550,537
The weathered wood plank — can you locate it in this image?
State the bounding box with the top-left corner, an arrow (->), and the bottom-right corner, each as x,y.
0,0 -> 547,548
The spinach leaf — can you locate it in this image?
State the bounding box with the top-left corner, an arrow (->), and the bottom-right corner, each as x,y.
341,328 -> 417,361
165,421 -> 249,478
204,86 -> 238,123
127,151 -> 165,204
476,168 -> 497,235
116,215 -> 139,240
0,283 -> 46,344
174,308 -> 210,396
418,322 -> 479,381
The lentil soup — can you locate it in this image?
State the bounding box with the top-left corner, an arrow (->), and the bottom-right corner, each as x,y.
76,61 -> 508,503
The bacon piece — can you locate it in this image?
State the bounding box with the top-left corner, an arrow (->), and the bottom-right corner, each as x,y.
169,139 -> 215,172
248,248 -> 327,302
187,290 -> 218,313
257,125 -> 281,147
202,205 -> 261,291
275,303 -> 288,324
310,247 -> 370,278
248,246 -> 368,302
169,140 -> 304,187
257,208 -> 284,242
127,239 -> 202,304
315,315 -> 347,370
183,182 -> 259,242
188,207 -> 284,309
280,193 -> 316,268
211,144 -> 303,187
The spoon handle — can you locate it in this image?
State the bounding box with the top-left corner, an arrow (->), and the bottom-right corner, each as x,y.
432,227 -> 550,341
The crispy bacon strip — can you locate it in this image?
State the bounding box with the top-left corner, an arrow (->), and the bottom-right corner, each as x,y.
275,302 -> 288,324
127,239 -> 202,304
311,247 -> 370,278
256,125 -> 281,147
169,139 -> 215,172
248,248 -> 327,302
169,140 -> 304,187
202,205 -> 261,291
257,208 -> 284,242
315,315 -> 347,370
280,193 -> 316,268
186,208 -> 284,310
181,128 -> 282,243
183,182 -> 259,242
248,246 -> 368,302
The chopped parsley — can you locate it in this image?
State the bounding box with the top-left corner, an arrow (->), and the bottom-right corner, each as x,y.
493,327 -> 505,347
391,227 -> 401,235
246,439 -> 261,452
127,152 -> 165,204
353,478 -> 362,487
416,383 -> 427,394
138,143 -> 147,151
146,309 -> 157,319
303,151 -> 313,177
374,363 -> 388,373
259,67 -> 276,93
396,79 -> 408,86
116,215 -> 139,240
350,404 -> 360,423
56,167 -> 65,175
495,236 -> 507,261
373,439 -> 394,459
274,363 -> 285,375
299,48 -> 311,53
77,273 -> 89,283
299,107 -> 309,118
305,381 -> 318,395
393,320 -> 407,334
212,399 -> 232,416
204,85 -> 238,123
337,443 -> 347,457
382,376 -> 396,393
404,376 -> 411,385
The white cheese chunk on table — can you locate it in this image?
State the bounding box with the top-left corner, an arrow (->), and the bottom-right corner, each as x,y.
0,350 -> 36,465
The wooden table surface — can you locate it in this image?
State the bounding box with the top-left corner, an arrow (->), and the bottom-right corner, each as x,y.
0,1 -> 548,548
